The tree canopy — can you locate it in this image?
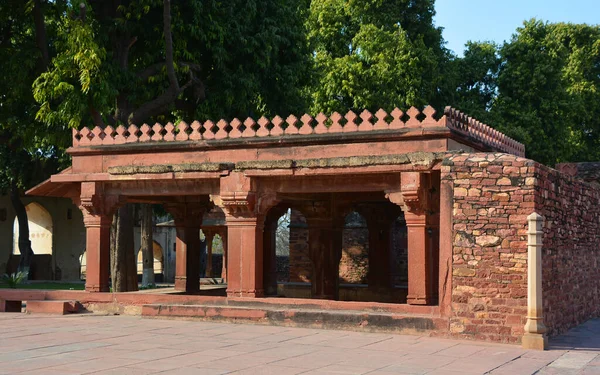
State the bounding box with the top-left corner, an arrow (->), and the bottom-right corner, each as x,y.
306,0 -> 452,114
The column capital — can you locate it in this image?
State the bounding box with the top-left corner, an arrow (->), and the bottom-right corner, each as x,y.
385,172 -> 431,215
164,198 -> 210,227
75,182 -> 121,224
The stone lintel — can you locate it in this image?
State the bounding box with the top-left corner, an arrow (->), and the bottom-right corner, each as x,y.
108,162 -> 234,175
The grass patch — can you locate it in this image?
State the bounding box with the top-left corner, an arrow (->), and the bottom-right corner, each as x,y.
0,282 -> 85,290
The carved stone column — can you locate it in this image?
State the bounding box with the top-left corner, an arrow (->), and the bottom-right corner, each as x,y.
358,204 -> 399,292
165,199 -> 208,293
220,172 -> 279,298
205,230 -> 215,278
304,200 -> 343,300
219,229 -> 228,281
387,172 -> 438,305
263,207 -> 286,296
77,182 -> 119,293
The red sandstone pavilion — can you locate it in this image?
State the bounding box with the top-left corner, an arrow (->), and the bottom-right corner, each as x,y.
3,105 -> 600,349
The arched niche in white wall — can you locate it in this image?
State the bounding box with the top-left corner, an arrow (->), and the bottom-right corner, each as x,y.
13,202 -> 53,255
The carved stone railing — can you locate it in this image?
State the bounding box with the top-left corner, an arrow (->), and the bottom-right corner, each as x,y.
444,107 -> 525,157
71,105 -> 525,157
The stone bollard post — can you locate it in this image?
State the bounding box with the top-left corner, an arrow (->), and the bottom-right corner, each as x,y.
522,212 -> 548,350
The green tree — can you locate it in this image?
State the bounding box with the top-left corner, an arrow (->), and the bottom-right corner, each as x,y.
450,41 -> 500,125
0,0 -> 69,275
306,0 -> 451,114
494,20 -> 600,165
31,0 -> 310,290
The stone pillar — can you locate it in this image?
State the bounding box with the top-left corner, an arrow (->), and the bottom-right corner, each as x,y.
165,201 -> 206,293
360,205 -> 396,291
263,214 -> 280,296
220,173 -> 279,298
220,230 -> 228,281
82,213 -> 111,292
307,215 -> 343,300
522,212 -> 548,350
387,172 -> 437,305
77,182 -> 118,293
205,231 -> 215,278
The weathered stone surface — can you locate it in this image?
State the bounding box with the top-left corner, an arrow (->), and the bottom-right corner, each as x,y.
475,235 -> 501,247
453,268 -> 476,277
108,162 -> 234,174
447,151 -> 600,344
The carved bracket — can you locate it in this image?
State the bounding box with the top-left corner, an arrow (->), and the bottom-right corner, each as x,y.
164,198 -> 211,226
220,191 -> 256,217
77,182 -> 122,218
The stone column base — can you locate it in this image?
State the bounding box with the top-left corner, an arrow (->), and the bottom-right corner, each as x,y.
522,333 -> 548,350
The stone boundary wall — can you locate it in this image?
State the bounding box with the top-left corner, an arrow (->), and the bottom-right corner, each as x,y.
445,152 -> 600,343
534,164 -> 600,336
444,153 -> 535,343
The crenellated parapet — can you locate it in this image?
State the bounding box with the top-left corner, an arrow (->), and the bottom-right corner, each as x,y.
443,107 -> 525,157
71,105 -> 525,157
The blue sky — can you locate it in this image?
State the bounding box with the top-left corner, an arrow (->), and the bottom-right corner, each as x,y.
434,0 -> 600,56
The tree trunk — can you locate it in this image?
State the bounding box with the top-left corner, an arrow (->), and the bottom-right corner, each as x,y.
141,204 -> 154,287
111,205 -> 138,292
11,182 -> 33,277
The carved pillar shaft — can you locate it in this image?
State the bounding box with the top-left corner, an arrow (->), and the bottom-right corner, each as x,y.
366,218 -> 393,290
220,172 -> 279,298
263,220 -> 278,296
205,231 -> 215,278
387,171 -> 439,305
166,201 -> 206,293
404,212 -> 434,304
78,182 -> 119,293
308,218 -> 342,300
220,230 -> 228,281
225,215 -> 265,297
83,214 -> 111,292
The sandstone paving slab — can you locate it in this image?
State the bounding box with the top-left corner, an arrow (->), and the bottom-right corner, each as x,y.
0,353 -> 91,373
302,363 -> 375,374
197,354 -> 279,371
267,351 -> 347,370
425,370 -> 481,375
231,364 -> 308,374
187,348 -> 250,359
547,351 -> 598,369
282,332 -> 353,345
489,358 -> 554,374
217,342 -> 280,353
88,367 -> 155,375
37,357 -> 148,374
115,347 -> 200,361
15,367 -> 84,375
521,349 -> 567,361
580,365 -> 600,374
126,354 -> 217,371
315,335 -> 393,349
383,353 -> 457,370
534,367 -> 580,375
160,367 -> 231,375
2,315 -> 600,375
335,349 -> 409,368
250,343 -> 322,358
432,343 -> 486,357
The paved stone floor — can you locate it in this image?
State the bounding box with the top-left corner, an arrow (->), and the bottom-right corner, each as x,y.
0,314 -> 598,374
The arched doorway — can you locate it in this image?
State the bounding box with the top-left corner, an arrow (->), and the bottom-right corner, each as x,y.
13,202 -> 53,255
137,240 -> 164,276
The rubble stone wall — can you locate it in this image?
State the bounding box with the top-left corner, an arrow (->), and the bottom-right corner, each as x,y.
446,152 -> 600,343
534,163 -> 600,336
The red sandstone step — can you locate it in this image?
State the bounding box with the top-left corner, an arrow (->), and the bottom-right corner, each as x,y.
25,300 -> 82,315
142,303 -> 447,334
